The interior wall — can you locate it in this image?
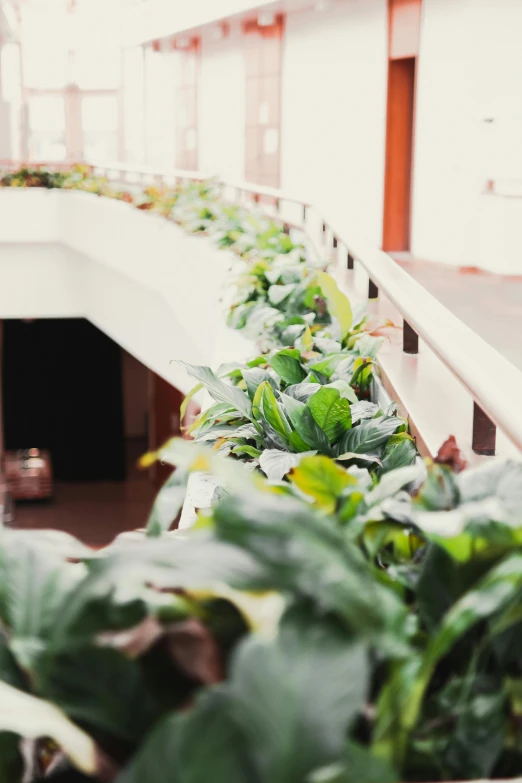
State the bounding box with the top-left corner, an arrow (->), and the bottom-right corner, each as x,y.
280,0 -> 388,248
198,22 -> 246,180
122,350 -> 148,439
411,0 -> 522,270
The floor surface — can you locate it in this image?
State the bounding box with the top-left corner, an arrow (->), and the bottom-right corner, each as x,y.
13,439 -> 156,547
394,255 -> 522,372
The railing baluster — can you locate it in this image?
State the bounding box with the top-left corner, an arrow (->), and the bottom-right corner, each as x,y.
347,252 -> 354,270
368,279 -> 378,299
403,320 -> 419,354
472,402 -> 496,455
302,204 -> 307,223
332,236 -> 338,249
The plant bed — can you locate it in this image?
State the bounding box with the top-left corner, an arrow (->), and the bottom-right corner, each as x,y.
0,166 -> 520,783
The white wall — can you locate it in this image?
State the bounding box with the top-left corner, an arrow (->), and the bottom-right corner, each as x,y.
281,0 -> 388,248
198,23 -> 246,180
412,0 -> 522,272
123,0 -> 274,47
0,190 -> 253,395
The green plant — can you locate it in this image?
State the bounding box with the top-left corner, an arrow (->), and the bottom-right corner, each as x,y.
179,338 -> 410,482
0,167 -> 67,189
2,166 -> 516,783
0,442 -> 519,781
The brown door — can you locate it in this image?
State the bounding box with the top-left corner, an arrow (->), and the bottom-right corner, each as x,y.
382,56 -> 416,252
148,371 -> 183,488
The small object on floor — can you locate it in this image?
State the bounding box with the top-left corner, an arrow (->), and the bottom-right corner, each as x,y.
0,480 -> 14,525
5,448 -> 53,501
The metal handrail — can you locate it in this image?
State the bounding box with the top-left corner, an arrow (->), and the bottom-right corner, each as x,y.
2,158 -> 520,455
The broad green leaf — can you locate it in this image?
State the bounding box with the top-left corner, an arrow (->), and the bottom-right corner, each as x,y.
415,544 -> 465,631
180,382 -> 203,422
43,646 -> 155,742
301,323 -> 313,351
118,688 -> 255,783
458,460 -> 522,526
268,348 -> 306,385
231,445 -> 262,459
426,552 -> 522,672
259,449 -> 316,482
307,388 -> 352,444
308,353 -> 348,380
178,361 -> 251,419
0,681 -> 100,776
230,606 -> 369,783
325,379 -> 358,404
315,272 -> 353,339
376,553 -> 522,766
350,358 -> 374,391
445,687 -> 505,779
415,464 -> 459,511
280,393 -> 331,454
260,383 -> 292,444
350,401 -> 379,424
337,417 -> 402,456
194,423 -> 258,443
381,436 -> 417,472
457,459 -> 510,504
0,733 -> 23,783
289,456 -> 357,512
336,452 -> 381,466
251,381 -> 265,424
242,368 -> 277,400
146,469 -> 188,536
310,742 -> 399,783
283,382 -> 322,402
190,402 -> 241,436
365,464 -> 426,507
214,492 -> 405,634
268,283 -> 296,305
0,535 -> 84,672
280,323 -> 306,346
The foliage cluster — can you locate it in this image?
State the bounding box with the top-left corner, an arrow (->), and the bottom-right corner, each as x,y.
0,166 -> 520,783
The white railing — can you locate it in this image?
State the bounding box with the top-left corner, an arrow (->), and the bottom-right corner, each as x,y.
3,158 -> 522,457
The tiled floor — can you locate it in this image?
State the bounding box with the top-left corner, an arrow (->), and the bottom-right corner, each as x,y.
13,439 -> 157,547
394,255 -> 522,372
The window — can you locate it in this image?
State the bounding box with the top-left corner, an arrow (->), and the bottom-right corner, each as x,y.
82,96 -> 119,161
29,95 -> 66,160
123,46 -> 145,162
144,47 -> 176,167
74,47 -> 120,90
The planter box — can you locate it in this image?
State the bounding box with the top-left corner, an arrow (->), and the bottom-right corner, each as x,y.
0,189 -> 252,394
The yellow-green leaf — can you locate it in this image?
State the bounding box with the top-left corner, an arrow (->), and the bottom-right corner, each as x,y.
315,271 -> 353,339
289,455 -> 357,512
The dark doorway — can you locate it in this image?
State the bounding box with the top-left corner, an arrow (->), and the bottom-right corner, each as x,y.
2,318 -> 126,481
382,56 -> 416,252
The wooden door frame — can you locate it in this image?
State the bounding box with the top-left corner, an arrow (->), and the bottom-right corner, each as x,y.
382,55 -> 417,252
382,0 -> 423,253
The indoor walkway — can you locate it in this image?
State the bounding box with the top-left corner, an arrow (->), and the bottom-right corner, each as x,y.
395,255 -> 522,372
13,440 -> 156,547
